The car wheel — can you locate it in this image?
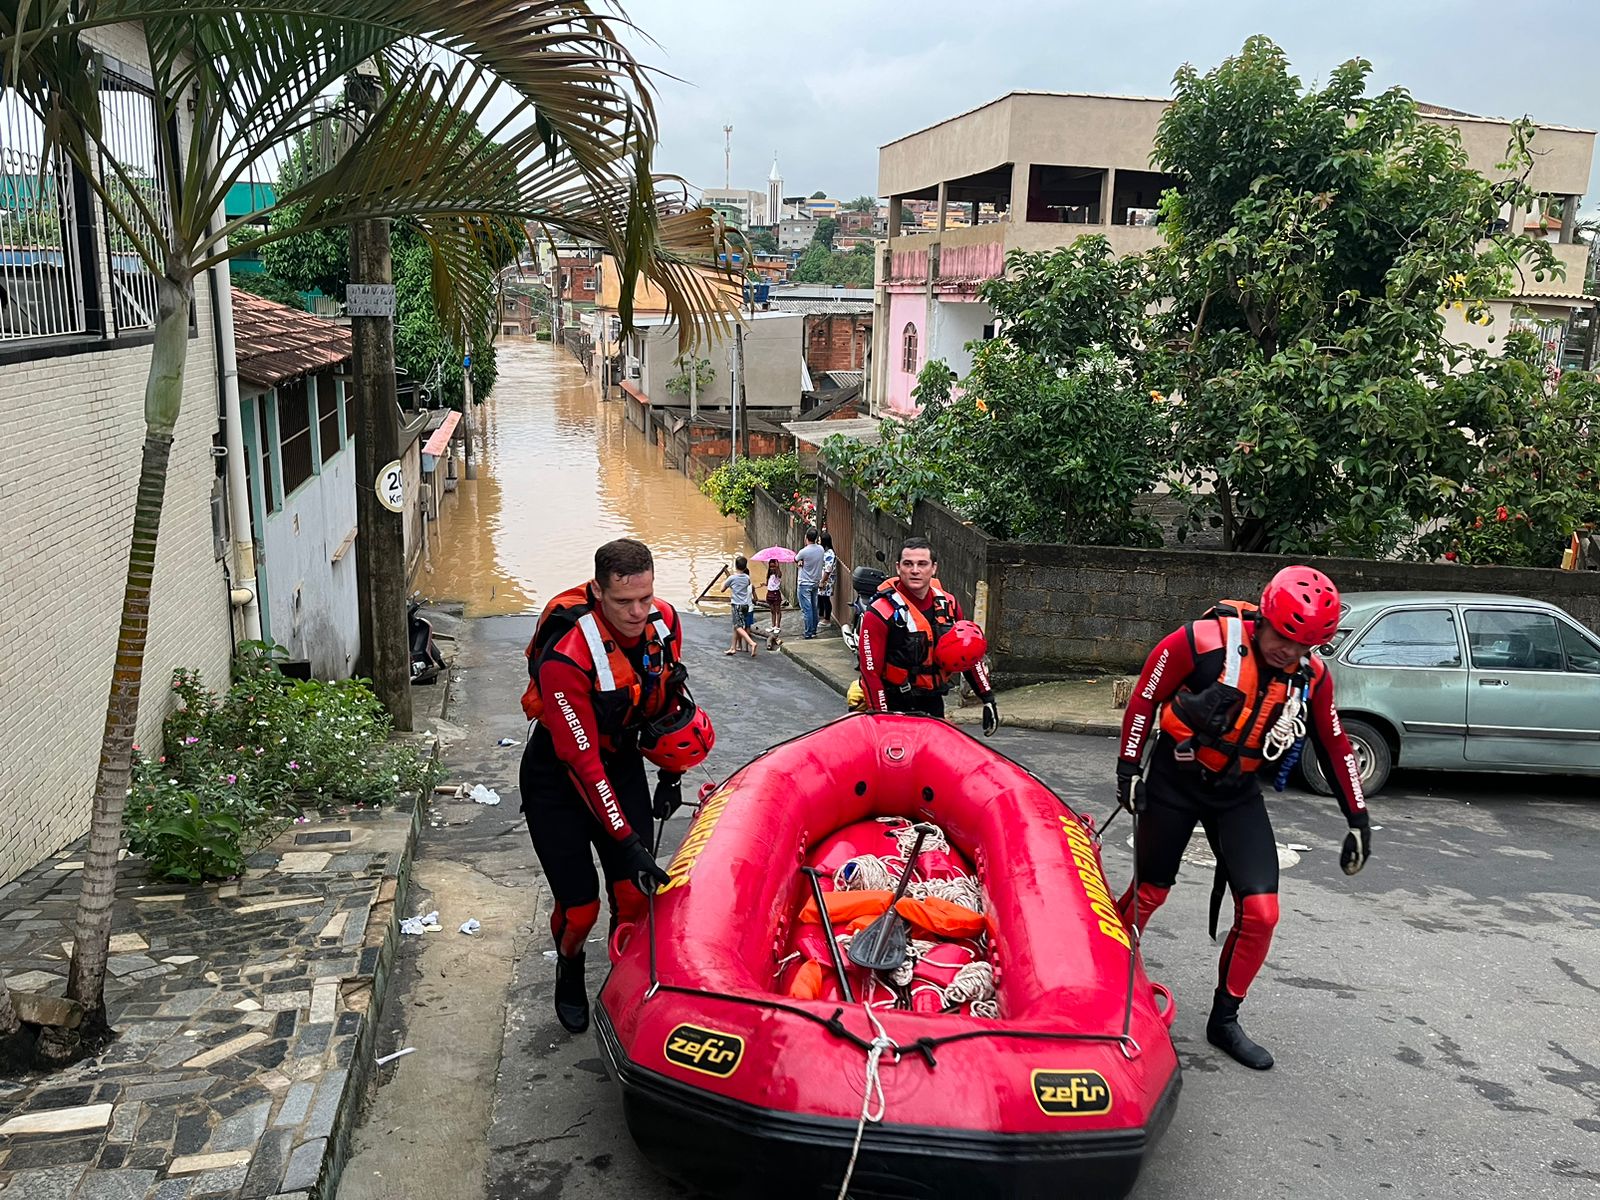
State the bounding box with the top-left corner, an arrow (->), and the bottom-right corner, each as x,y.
1300,718 -> 1392,796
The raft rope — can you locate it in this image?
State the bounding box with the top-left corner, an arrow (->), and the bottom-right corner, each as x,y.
942,961 -> 997,1018
835,1005 -> 895,1200
1261,678 -> 1309,762
887,939 -> 940,987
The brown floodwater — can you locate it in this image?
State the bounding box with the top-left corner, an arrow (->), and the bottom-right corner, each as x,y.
418,339 -> 748,615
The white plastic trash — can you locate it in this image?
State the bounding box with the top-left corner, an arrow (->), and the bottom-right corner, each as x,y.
469,784 -> 501,806
400,910 -> 441,935
459,919 -> 481,935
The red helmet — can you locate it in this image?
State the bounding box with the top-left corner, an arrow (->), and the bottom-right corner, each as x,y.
933,620 -> 988,675
1260,566 -> 1341,645
639,700 -> 715,773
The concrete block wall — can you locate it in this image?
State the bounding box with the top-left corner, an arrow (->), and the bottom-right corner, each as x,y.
986,543 -> 1600,679
0,20 -> 235,884
0,284 -> 234,885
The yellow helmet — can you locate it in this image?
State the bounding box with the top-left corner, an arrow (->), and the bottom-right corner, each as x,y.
846,679 -> 870,713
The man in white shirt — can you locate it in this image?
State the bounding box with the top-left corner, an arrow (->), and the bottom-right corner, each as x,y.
794,528 -> 826,640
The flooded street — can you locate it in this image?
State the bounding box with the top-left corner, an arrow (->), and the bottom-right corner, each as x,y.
419,339 -> 746,615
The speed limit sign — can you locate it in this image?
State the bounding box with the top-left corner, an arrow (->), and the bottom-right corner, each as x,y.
376,460 -> 405,513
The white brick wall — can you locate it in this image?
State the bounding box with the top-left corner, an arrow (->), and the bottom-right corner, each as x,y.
0,23 -> 235,884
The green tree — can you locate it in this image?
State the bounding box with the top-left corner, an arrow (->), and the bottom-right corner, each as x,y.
899,205 -> 917,229
791,242 -> 832,283
810,190 -> 827,200
1150,35 -> 1560,555
825,237 -> 1169,543
813,217 -> 838,250
230,268 -> 308,309
748,226 -> 779,255
845,195 -> 878,212
2,0 -> 728,1047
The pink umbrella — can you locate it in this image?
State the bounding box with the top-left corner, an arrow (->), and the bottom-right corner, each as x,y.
750,546 -> 797,563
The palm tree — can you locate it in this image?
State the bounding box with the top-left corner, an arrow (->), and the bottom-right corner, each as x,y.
2,0 -> 730,1044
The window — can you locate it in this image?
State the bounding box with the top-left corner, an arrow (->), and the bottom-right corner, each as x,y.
317,375 -> 341,464
1347,609 -> 1461,667
1558,621 -> 1600,675
1465,609 -> 1564,672
901,322 -> 918,373
341,379 -> 354,446
277,379 -> 314,495
97,73 -> 176,333
582,275 -> 596,292
2,90 -> 90,340
256,395 -> 278,514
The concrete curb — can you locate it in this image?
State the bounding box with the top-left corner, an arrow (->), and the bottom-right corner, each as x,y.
314,731 -> 437,1200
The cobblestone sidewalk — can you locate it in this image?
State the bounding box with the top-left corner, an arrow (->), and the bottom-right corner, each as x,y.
0,792 -> 423,1200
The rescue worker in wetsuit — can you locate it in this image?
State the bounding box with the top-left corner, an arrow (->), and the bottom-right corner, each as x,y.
857,537 -> 1000,734
1114,565 -> 1371,1070
519,538 -> 713,1034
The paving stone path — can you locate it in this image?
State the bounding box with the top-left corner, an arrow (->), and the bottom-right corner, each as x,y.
0,795 -> 421,1199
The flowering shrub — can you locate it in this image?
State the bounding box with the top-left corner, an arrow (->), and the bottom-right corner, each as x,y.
127,643 -> 439,882
788,492 -> 817,525
699,454 -> 802,518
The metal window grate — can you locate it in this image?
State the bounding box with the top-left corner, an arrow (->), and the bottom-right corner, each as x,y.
278,379 -> 314,496
97,73 -> 174,334
318,375 -> 341,463
1,90 -> 89,340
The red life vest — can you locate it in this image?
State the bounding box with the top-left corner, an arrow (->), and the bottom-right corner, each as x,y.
1159,600 -> 1321,779
869,580 -> 961,693
520,585 -> 680,743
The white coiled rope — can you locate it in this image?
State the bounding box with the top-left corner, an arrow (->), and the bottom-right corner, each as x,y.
833,854 -> 897,893
835,1004 -> 896,1200
888,939 -> 940,987
942,960 -> 996,1017
906,875 -> 984,914
1262,687 -> 1306,762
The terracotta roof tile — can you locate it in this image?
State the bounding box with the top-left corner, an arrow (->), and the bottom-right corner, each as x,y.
231,288 -> 352,389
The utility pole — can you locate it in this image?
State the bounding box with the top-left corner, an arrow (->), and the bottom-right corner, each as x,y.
348,67 -> 413,731
735,321 -> 750,460
723,124 -> 733,191
688,350 -> 698,420
728,333 -> 739,464
462,326 -> 477,480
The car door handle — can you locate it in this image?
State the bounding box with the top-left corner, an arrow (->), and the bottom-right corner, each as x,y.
1478,678 -> 1508,687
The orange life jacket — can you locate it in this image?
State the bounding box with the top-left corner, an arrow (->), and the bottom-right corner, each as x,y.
520,585 -> 679,742
869,581 -> 960,692
1159,600 -> 1319,779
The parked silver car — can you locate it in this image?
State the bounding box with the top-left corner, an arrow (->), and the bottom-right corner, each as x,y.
1301,591 -> 1600,796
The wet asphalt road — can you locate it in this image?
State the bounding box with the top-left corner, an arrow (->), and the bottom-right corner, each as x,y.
379,613 -> 1600,1200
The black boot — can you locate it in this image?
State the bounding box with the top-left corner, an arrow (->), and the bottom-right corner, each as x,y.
554,951 -> 589,1034
1206,989 -> 1273,1070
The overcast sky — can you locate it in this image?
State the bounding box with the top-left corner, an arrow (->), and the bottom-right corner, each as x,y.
617,0 -> 1600,207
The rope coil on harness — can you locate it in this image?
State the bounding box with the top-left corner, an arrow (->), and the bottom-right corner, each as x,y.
942,961 -> 997,1018
835,1005 -> 896,1200
1261,679 -> 1308,762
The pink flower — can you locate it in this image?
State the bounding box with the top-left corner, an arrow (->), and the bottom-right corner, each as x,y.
288,761 -> 300,771
183,736 -> 199,745
226,774 -> 237,785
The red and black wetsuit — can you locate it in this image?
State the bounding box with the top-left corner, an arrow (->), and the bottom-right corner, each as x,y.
1115,608 -> 1367,1001
519,588 -> 682,957
857,581 -> 993,718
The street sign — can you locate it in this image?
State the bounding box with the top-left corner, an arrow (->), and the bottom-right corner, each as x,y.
376,460 -> 405,512
347,283 -> 396,318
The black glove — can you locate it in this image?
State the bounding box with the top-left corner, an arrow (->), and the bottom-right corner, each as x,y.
1340,823 -> 1372,876
652,773 -> 684,821
981,699 -> 1001,737
618,833 -> 671,893
1115,759 -> 1148,815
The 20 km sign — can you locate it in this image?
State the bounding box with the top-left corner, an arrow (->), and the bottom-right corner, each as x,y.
376,460 -> 405,512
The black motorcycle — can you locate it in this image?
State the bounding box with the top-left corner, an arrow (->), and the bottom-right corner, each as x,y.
839,552 -> 888,654
409,596 -> 447,685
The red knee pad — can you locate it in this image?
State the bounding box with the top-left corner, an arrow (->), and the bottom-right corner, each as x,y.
608,879 -> 649,929
551,900 -> 600,958
1117,882 -> 1170,934
1219,891 -> 1280,999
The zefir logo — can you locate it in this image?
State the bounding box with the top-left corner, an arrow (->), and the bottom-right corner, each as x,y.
664,1024 -> 744,1078
1031,1069 -> 1113,1116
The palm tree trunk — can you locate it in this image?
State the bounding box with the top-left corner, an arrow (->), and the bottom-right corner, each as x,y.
65,277 -> 190,1039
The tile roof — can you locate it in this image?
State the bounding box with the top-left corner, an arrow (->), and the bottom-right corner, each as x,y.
231,288 -> 353,389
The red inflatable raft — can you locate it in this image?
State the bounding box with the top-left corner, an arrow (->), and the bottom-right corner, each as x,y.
596,714 -> 1180,1200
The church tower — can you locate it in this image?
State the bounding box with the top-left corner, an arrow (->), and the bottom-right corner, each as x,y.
767,154 -> 782,226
